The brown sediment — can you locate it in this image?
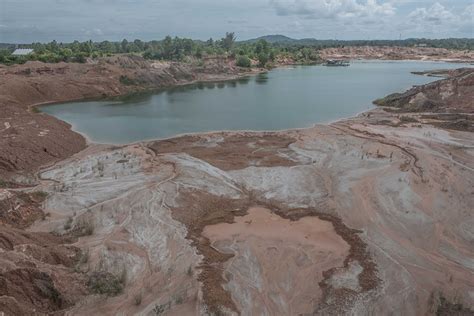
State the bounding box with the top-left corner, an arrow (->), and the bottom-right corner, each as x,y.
258,201 -> 380,314
421,113 -> 474,132
0,190 -> 48,229
0,225 -> 87,315
373,68 -> 474,113
320,46 -> 474,63
149,132 -> 298,171
171,188 -> 379,314
169,190 -> 251,314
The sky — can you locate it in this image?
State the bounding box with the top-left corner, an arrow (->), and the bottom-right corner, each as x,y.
0,0 -> 473,43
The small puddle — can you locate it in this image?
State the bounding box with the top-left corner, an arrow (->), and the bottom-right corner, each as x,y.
203,207 -> 350,315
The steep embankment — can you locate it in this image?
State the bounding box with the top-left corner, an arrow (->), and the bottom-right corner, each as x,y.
0,55 -> 258,183
374,68 -> 474,131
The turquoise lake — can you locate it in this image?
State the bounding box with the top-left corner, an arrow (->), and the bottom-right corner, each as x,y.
41,61 -> 472,144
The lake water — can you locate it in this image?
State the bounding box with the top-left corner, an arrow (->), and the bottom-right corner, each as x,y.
41,61 -> 471,144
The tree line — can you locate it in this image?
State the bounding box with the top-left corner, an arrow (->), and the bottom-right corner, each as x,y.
0,33 -> 471,66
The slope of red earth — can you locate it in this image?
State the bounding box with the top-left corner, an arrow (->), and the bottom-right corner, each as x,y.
374,68 -> 474,131
0,55 -> 260,184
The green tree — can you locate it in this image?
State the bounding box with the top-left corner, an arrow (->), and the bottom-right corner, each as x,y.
257,52 -> 268,67
236,55 -> 251,68
221,32 -> 236,51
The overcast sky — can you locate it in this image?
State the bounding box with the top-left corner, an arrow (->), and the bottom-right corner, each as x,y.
0,0 -> 472,43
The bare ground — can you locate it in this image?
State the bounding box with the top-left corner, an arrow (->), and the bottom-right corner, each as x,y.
13,108 -> 471,315
0,56 -> 473,315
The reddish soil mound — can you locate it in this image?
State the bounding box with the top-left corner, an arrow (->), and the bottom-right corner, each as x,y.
149,132 -> 297,171
0,55 -> 256,183
374,68 -> 474,114
0,226 -> 87,315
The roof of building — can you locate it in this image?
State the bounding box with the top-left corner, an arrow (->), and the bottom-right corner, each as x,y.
12,48 -> 34,56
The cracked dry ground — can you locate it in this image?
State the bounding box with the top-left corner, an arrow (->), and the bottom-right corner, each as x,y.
25,109 -> 474,315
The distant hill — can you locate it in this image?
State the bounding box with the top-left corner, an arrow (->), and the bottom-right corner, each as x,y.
244,35 -> 297,44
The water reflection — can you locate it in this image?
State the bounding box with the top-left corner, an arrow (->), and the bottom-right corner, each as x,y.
255,73 -> 269,85
108,92 -> 154,105
41,61 -> 469,144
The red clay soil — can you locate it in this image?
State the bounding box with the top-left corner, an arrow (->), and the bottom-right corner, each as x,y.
171,188 -> 379,315
0,55 -> 258,183
320,46 -> 474,62
0,225 -> 88,315
149,132 -> 298,171
373,68 -> 474,113
170,190 -> 250,314
0,190 -> 48,229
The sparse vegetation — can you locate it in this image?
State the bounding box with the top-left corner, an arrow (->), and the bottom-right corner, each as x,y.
429,291 -> 473,316
133,292 -> 143,306
399,115 -> 419,123
87,271 -> 125,296
74,248 -> 90,272
31,106 -> 41,113
64,217 -> 73,230
152,304 -> 166,315
236,55 -> 251,68
119,75 -> 136,86
73,219 -> 95,236
31,191 -> 48,200
174,294 -> 184,305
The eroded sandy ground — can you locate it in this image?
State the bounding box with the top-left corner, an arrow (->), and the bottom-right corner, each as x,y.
24,107 -> 473,315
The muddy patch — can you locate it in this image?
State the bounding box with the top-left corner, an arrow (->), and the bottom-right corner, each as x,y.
149,132 -> 298,171
203,207 -> 350,315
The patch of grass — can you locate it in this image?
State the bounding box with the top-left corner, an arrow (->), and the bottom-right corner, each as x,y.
133,292 -> 142,306
87,271 -> 124,296
74,248 -> 90,272
174,294 -> 184,305
31,191 -> 48,200
119,75 -> 136,86
64,217 -> 73,231
31,106 -> 41,113
0,179 -> 6,188
152,304 -> 166,315
399,115 -> 419,123
73,219 -> 95,237
429,291 -> 473,316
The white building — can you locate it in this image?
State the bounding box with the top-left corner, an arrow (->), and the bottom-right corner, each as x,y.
12,48 -> 34,56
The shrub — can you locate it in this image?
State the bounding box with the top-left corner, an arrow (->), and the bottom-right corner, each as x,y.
133,292 -> 142,306
257,52 -> 269,67
87,271 -> 124,296
31,191 -> 48,200
119,75 -> 136,86
69,217 -> 94,237
236,55 -> 251,68
64,217 -> 73,230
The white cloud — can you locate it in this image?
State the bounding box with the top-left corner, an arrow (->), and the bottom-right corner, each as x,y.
270,0 -> 395,19
408,2 -> 456,25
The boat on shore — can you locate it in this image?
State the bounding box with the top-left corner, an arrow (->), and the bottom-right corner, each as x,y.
323,59 -> 350,67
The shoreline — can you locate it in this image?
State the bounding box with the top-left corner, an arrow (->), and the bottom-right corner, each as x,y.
34,59 -> 471,149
